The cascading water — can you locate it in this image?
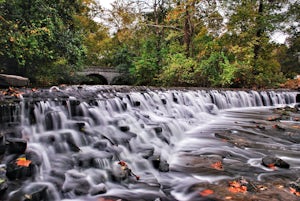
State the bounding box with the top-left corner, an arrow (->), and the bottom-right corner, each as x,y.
0,86 -> 299,201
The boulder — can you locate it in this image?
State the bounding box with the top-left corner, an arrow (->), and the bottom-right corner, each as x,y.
6,138 -> 27,154
0,74 -> 29,87
262,156 -> 290,169
6,157 -> 35,180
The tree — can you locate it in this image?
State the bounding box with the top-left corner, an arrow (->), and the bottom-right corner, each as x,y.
221,0 -> 288,87
0,0 -> 87,85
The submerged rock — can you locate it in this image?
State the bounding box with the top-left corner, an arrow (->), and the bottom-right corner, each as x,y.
89,183 -> 107,195
262,156 -> 290,169
8,183 -> 48,201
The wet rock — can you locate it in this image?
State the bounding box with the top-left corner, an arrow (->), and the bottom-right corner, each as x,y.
61,132 -> 81,152
6,156 -> 35,180
0,166 -> 8,194
62,170 -> 90,193
25,150 -> 42,166
73,150 -> 113,168
262,156 -> 290,169
159,159 -> 169,172
154,127 -> 163,133
149,156 -> 169,172
121,102 -> 127,111
273,124 -> 285,130
68,121 -> 86,131
111,161 -> 130,181
74,179 -> 91,195
6,138 -> 27,154
296,94 -> 300,103
0,132 -> 5,155
92,140 -> 108,151
133,101 -> 140,107
69,99 -> 81,116
119,126 -> 130,132
161,99 -> 167,105
135,144 -> 154,159
22,184 -> 48,201
89,183 -> 107,195
6,182 -> 50,201
289,178 -> 300,195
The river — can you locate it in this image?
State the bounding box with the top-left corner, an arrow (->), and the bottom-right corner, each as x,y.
0,86 -> 299,201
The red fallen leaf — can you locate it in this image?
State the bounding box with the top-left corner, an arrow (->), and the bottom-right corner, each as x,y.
211,161 -> 223,170
118,161 -> 127,167
290,187 -> 300,196
200,189 -> 214,196
228,181 -> 247,193
16,157 -> 31,167
267,163 -> 276,170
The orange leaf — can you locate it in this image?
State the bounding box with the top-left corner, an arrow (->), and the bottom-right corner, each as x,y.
200,189 -> 214,196
290,187 -> 300,196
267,163 -> 276,170
211,161 -> 223,170
16,157 -> 31,167
228,181 -> 247,193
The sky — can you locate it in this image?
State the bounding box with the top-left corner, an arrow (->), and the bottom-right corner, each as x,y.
97,0 -> 113,9
96,0 -> 287,44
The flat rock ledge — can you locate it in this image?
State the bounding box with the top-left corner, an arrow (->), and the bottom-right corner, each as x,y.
0,74 -> 29,87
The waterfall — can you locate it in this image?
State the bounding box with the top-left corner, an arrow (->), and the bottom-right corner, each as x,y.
0,87 -> 298,201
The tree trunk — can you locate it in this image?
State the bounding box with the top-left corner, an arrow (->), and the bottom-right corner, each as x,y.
253,0 -> 264,74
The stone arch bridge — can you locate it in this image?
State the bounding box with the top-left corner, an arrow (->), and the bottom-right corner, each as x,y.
78,67 -> 122,84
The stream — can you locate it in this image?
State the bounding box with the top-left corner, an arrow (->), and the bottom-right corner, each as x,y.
0,86 -> 299,201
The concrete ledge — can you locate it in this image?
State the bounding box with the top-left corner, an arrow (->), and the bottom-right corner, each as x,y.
0,74 -> 29,87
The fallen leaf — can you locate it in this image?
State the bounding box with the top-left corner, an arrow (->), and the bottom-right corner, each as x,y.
267,163 -> 276,170
118,161 -> 127,167
289,187 -> 300,196
16,157 -> 31,167
228,181 -> 247,193
211,161 -> 223,170
200,189 -> 214,196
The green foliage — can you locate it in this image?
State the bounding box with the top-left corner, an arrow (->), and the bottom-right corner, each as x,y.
197,52 -> 238,87
0,0 -> 298,87
0,0 -> 86,85
159,53 -> 198,86
279,35 -> 300,78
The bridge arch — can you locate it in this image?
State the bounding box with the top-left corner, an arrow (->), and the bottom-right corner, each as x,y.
78,67 -> 122,85
86,74 -> 108,85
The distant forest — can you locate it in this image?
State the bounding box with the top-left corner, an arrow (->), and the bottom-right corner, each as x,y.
0,0 -> 299,87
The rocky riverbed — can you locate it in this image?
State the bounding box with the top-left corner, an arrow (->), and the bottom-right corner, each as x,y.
0,86 -> 299,201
